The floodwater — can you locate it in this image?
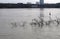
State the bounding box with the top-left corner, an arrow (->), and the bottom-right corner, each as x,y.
0,8 -> 60,39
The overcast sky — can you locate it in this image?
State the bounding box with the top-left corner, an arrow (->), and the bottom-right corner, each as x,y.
0,0 -> 60,4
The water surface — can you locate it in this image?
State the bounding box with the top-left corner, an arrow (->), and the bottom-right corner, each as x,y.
0,8 -> 60,39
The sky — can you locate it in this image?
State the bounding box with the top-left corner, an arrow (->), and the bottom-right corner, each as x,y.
0,0 -> 60,4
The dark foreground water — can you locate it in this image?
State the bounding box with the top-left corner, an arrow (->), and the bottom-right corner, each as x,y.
0,8 -> 60,39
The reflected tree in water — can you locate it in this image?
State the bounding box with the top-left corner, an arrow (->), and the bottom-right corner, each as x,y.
10,21 -> 27,29
30,9 -> 60,28
10,9 -> 60,29
30,9 -> 44,28
11,22 -> 17,28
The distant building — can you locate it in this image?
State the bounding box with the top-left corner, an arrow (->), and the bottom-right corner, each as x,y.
27,2 -> 32,4
36,2 -> 40,4
40,0 -> 44,5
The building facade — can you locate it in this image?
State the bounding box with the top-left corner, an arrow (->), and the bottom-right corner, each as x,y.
40,0 -> 44,5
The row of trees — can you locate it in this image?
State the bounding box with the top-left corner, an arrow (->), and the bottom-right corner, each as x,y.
0,3 -> 32,8
0,3 -> 60,8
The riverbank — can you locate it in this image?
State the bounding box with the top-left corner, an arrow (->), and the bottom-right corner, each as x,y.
0,3 -> 60,8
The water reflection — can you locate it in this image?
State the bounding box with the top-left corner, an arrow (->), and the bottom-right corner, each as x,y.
1,9 -> 60,39
30,9 -> 44,28
40,8 -> 44,18
11,22 -> 17,28
30,9 -> 60,28
10,21 -> 27,29
10,9 -> 60,29
39,9 -> 44,27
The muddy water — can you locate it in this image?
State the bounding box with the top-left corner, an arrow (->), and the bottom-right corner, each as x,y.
0,8 -> 60,39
